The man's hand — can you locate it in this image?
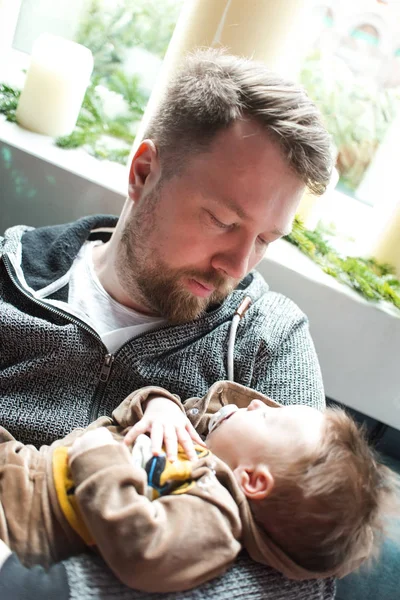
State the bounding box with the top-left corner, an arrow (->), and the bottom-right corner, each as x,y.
124,397 -> 205,462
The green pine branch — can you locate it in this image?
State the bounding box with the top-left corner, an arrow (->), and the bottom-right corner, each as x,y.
285,218 -> 400,311
0,84 -> 20,122
55,82 -> 139,157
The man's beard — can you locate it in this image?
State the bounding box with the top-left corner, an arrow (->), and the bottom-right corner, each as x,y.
116,192 -> 237,324
135,263 -> 236,324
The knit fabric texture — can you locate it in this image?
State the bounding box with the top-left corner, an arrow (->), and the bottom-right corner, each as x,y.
65,552 -> 336,600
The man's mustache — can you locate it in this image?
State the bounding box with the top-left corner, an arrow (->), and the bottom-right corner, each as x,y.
184,269 -> 237,291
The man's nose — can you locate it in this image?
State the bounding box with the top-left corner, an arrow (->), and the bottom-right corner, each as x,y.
211,243 -> 253,280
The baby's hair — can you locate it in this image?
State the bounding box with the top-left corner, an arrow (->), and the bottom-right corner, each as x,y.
249,407 -> 399,574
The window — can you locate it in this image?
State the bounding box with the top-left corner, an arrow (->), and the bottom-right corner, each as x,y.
300,0 -> 400,207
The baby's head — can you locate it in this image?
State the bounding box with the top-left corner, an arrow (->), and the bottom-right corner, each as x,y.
206,400 -> 398,575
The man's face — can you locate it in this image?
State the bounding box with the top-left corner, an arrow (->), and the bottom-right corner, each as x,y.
117,120 -> 305,323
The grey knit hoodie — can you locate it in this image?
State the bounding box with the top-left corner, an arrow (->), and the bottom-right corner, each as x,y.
0,215 -> 333,600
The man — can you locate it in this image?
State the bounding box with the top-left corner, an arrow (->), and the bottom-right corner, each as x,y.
0,49 -> 334,599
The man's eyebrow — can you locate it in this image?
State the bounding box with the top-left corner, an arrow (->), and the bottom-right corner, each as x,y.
216,196 -> 248,221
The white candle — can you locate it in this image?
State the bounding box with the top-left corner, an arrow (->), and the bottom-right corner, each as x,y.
16,33 -> 93,137
371,203 -> 400,278
0,0 -> 21,60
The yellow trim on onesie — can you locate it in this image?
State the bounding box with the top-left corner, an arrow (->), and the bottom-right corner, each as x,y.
52,446 -> 95,546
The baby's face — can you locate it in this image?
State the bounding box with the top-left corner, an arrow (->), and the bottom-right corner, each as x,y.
206,400 -> 325,471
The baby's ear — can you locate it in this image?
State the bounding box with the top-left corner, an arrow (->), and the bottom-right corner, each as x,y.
233,464 -> 274,500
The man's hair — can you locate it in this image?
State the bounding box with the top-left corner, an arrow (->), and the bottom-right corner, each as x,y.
144,48 -> 333,195
249,408 -> 399,574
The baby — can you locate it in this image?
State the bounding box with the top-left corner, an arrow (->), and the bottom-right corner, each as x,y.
0,381 -> 397,595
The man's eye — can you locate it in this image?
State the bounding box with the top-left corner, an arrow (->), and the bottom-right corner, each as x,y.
207,211 -> 232,230
257,237 -> 269,249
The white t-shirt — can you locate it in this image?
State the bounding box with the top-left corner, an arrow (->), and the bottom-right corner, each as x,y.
66,241 -> 165,353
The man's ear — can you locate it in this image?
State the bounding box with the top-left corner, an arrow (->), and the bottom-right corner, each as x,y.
234,464 -> 274,500
128,140 -> 160,203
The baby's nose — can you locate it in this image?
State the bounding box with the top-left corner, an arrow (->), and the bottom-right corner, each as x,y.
247,399 -> 265,411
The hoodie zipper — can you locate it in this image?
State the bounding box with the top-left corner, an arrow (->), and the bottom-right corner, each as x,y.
3,254 -> 114,422
89,353 -> 115,421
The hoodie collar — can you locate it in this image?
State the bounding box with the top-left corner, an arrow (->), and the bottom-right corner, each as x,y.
19,215 -> 118,291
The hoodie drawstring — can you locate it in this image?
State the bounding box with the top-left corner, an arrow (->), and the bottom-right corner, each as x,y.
227,296 -> 252,382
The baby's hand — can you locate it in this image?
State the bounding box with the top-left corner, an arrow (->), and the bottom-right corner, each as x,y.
124,396 -> 205,462
68,428 -> 118,461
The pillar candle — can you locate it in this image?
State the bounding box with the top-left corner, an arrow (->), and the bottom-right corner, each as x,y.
16,33 -> 93,137
371,203 -> 400,278
164,0 -> 315,77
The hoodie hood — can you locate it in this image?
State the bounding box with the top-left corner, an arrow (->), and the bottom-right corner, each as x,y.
1,216 -> 118,295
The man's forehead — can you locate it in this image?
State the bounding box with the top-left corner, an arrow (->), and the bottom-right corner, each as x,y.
210,118 -> 274,153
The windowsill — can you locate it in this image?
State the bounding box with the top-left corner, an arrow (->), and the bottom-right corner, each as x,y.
266,238 -> 400,319
1,48 -> 128,196
258,240 -> 400,430
0,117 -> 128,196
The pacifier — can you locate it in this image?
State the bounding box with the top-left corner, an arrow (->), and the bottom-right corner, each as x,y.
208,404 -> 239,434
